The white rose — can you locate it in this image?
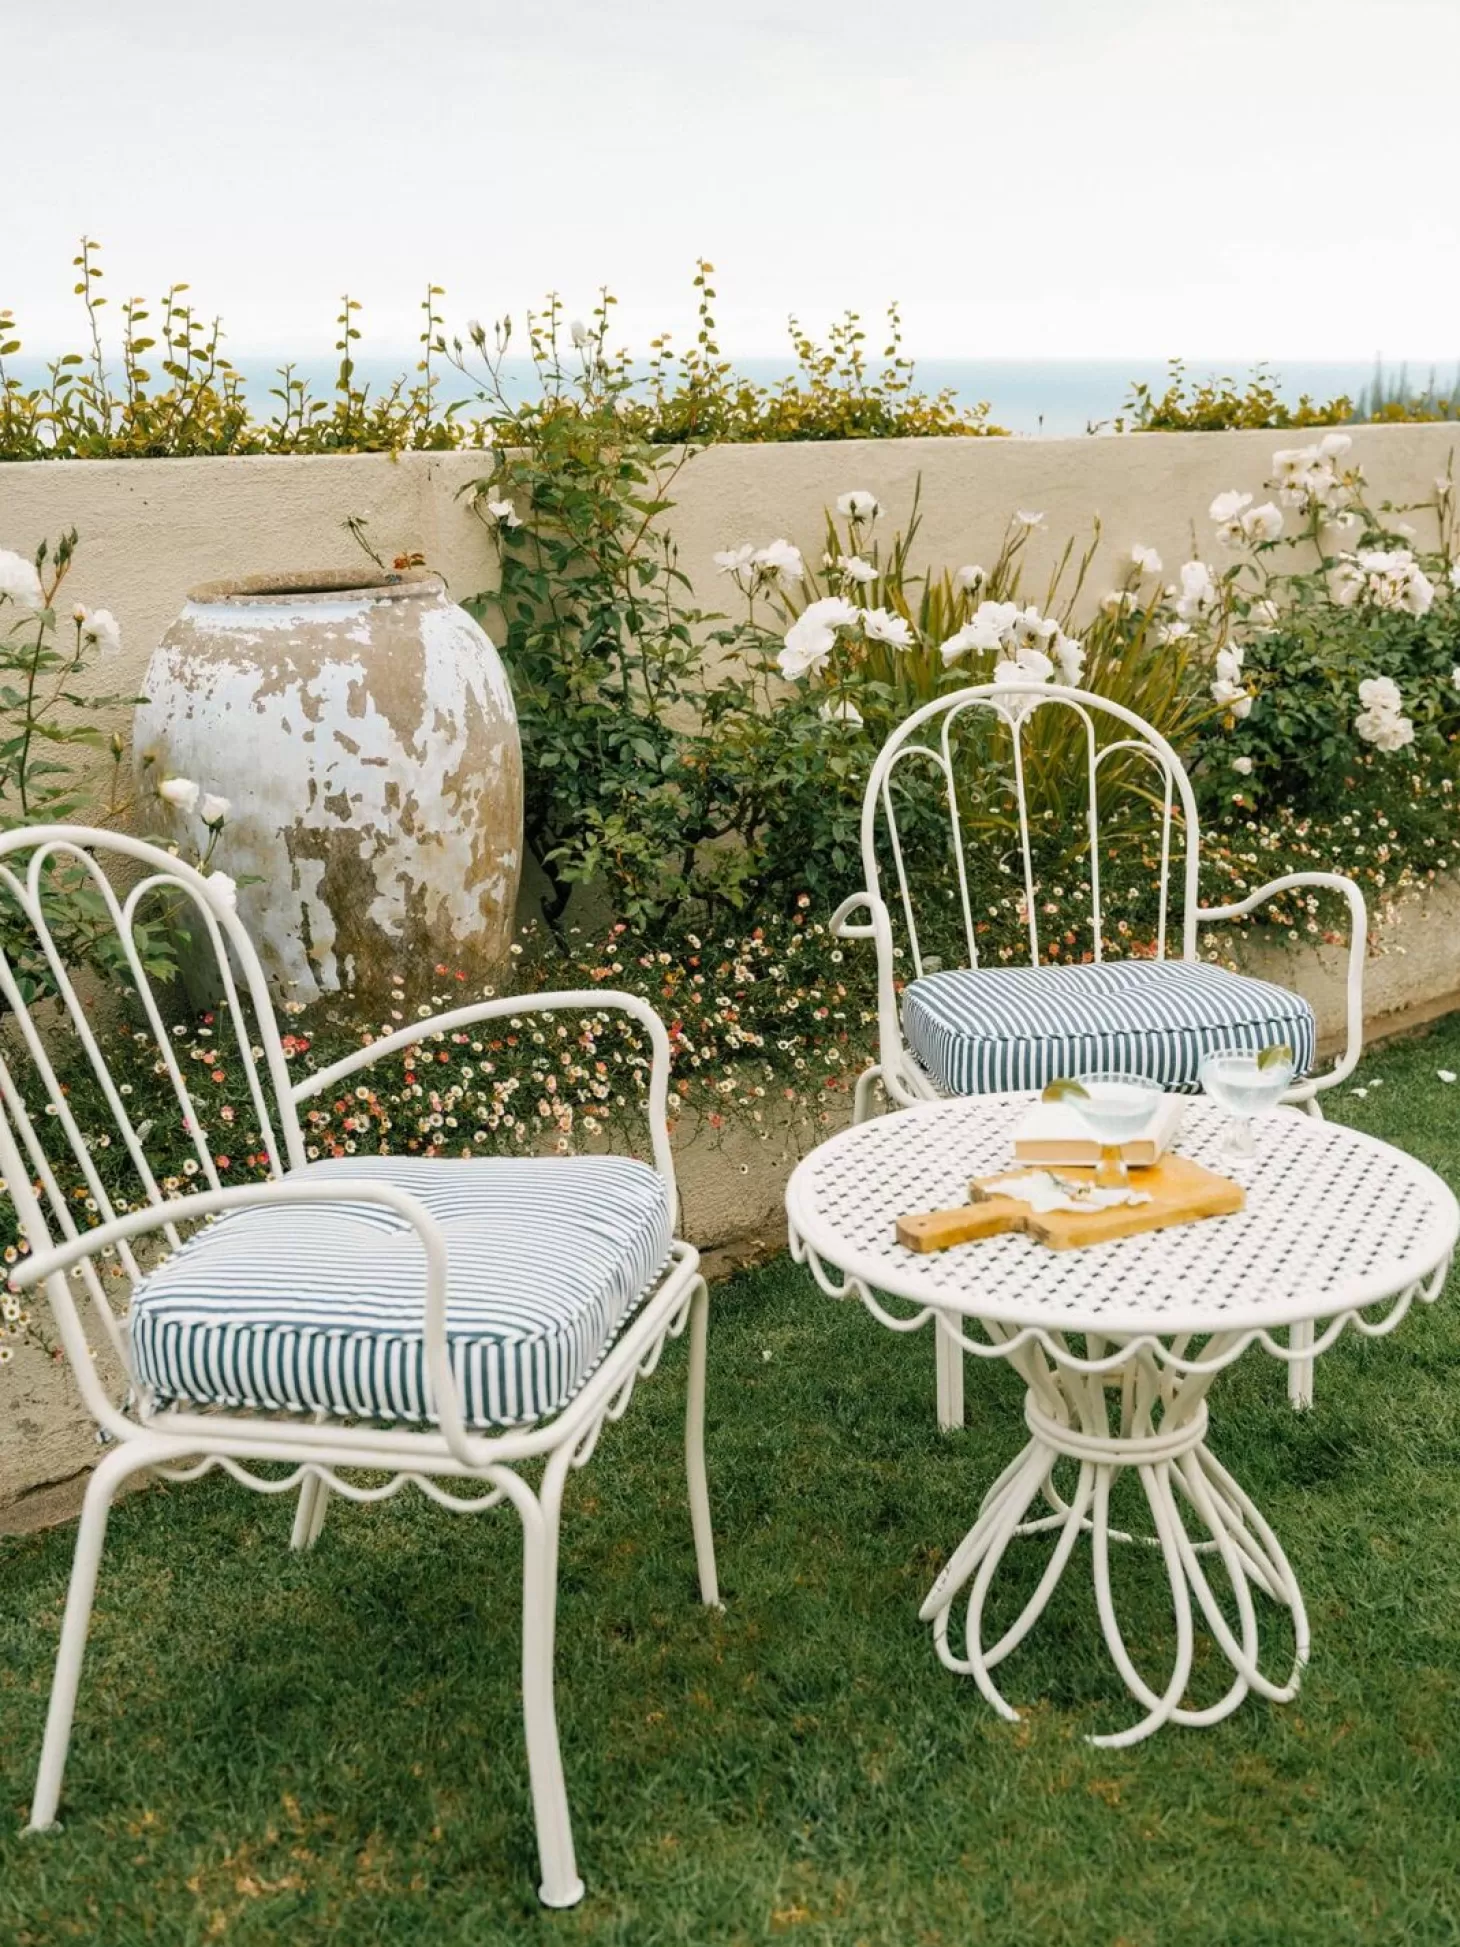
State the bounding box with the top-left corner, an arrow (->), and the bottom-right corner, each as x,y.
466,318 -> 486,344
204,871 -> 239,915
836,554 -> 878,586
1102,588 -> 1138,616
1452,665 -> 1460,690
1241,502 -> 1284,544
1014,510 -> 1045,530
1232,755 -> 1254,776
999,644 -> 1054,683
1130,544 -> 1163,574
778,622 -> 836,680
1211,678 -> 1253,718
1012,606 -> 1058,649
835,490 -> 880,522
1053,632 -> 1085,685
954,564 -> 985,592
78,607 -> 123,658
940,622 -> 980,666
0,548 -> 44,610
779,595 -> 860,679
818,698 -> 864,726
955,599 -> 1021,654
200,793 -> 231,826
1155,620 -> 1193,647
752,538 -> 805,584
1175,559 -> 1218,620
482,496 -> 521,529
1215,648 -> 1244,685
1209,491 -> 1252,524
1318,432 -> 1353,459
861,606 -> 915,649
1399,565 -> 1435,616
158,777 -> 201,814
1248,598 -> 1281,631
1358,675 -> 1403,716
570,319 -> 589,348
1355,707 -> 1414,752
798,595 -> 861,631
1329,559 -> 1365,607
713,544 -> 756,590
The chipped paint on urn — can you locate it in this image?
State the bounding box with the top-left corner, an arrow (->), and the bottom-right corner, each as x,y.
135,568 -> 523,1000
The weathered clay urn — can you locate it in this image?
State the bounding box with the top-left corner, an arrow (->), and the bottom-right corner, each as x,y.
135,568 -> 523,1001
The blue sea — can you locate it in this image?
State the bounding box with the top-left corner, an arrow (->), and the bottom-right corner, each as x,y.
8,354 -> 1455,439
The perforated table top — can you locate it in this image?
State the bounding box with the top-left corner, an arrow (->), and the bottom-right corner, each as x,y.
786,1094 -> 1458,1339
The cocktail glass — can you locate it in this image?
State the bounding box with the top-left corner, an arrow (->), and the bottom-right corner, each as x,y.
1199,1045 -> 1296,1165
1067,1071 -> 1164,1188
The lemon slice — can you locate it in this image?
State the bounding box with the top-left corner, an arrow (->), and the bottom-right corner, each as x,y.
1042,1077 -> 1090,1103
1256,1042 -> 1293,1073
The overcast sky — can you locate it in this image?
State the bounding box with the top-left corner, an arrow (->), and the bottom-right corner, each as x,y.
8,0 -> 1460,361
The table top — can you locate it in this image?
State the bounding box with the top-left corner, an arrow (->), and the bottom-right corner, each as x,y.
785,1094 -> 1458,1339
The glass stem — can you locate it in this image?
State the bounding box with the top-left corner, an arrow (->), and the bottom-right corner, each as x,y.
1095,1145 -> 1128,1189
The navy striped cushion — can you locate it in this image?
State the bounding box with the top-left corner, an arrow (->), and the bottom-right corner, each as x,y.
129,1155 -> 673,1430
902,959 -> 1316,1096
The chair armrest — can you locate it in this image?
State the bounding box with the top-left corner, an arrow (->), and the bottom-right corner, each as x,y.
828,891 -> 908,1083
829,892 -> 878,940
291,988 -> 678,1217
8,1177 -> 478,1466
1195,871 -> 1367,1094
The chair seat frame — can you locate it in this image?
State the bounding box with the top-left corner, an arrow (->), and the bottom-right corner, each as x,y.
1,826 -> 718,1910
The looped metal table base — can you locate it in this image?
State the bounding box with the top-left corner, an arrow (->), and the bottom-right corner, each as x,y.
918,1382 -> 1310,1748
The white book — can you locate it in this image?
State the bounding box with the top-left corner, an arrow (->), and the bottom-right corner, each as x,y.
1012,1092 -> 1187,1167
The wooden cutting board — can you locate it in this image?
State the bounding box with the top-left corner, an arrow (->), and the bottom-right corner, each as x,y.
895,1153 -> 1245,1254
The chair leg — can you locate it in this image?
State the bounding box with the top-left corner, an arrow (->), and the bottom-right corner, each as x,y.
935,1322 -> 965,1431
519,1451 -> 584,1910
289,1471 -> 331,1551
683,1277 -> 720,1607
28,1438 -> 167,1833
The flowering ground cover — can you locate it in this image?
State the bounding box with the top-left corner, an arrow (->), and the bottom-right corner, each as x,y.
2,1020 -> 1459,1944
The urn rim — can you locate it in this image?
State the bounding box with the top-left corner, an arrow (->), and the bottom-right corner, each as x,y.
185,567 -> 445,606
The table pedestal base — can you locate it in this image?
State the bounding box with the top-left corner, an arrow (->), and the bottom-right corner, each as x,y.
919,1390 -> 1310,1748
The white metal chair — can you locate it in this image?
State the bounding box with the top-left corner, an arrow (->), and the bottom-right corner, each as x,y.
0,825 -> 718,1910
829,683 -> 1367,1425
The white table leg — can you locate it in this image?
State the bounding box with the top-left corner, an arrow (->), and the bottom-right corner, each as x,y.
918,1379 -> 1309,1745
935,1321 -> 965,1430
1288,1319 -> 1315,1411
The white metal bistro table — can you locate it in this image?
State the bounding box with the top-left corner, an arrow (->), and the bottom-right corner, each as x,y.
785,1093 -> 1458,1747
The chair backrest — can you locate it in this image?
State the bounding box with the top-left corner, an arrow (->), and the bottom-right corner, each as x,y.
861,683 -> 1203,977
0,827 -> 303,1359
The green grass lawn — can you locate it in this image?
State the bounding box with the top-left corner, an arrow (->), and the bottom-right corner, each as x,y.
3,1019 -> 1460,1946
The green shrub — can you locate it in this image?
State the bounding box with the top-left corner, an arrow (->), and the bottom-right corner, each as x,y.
1115,360 -> 1354,432
1,243 -> 1000,462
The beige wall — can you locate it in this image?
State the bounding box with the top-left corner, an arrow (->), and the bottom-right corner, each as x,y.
3,424 -> 1458,803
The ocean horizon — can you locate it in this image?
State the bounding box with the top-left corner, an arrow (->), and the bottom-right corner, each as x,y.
7,354 -> 1456,440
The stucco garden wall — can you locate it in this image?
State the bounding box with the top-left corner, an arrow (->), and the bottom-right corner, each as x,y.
3,424 -> 1460,780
